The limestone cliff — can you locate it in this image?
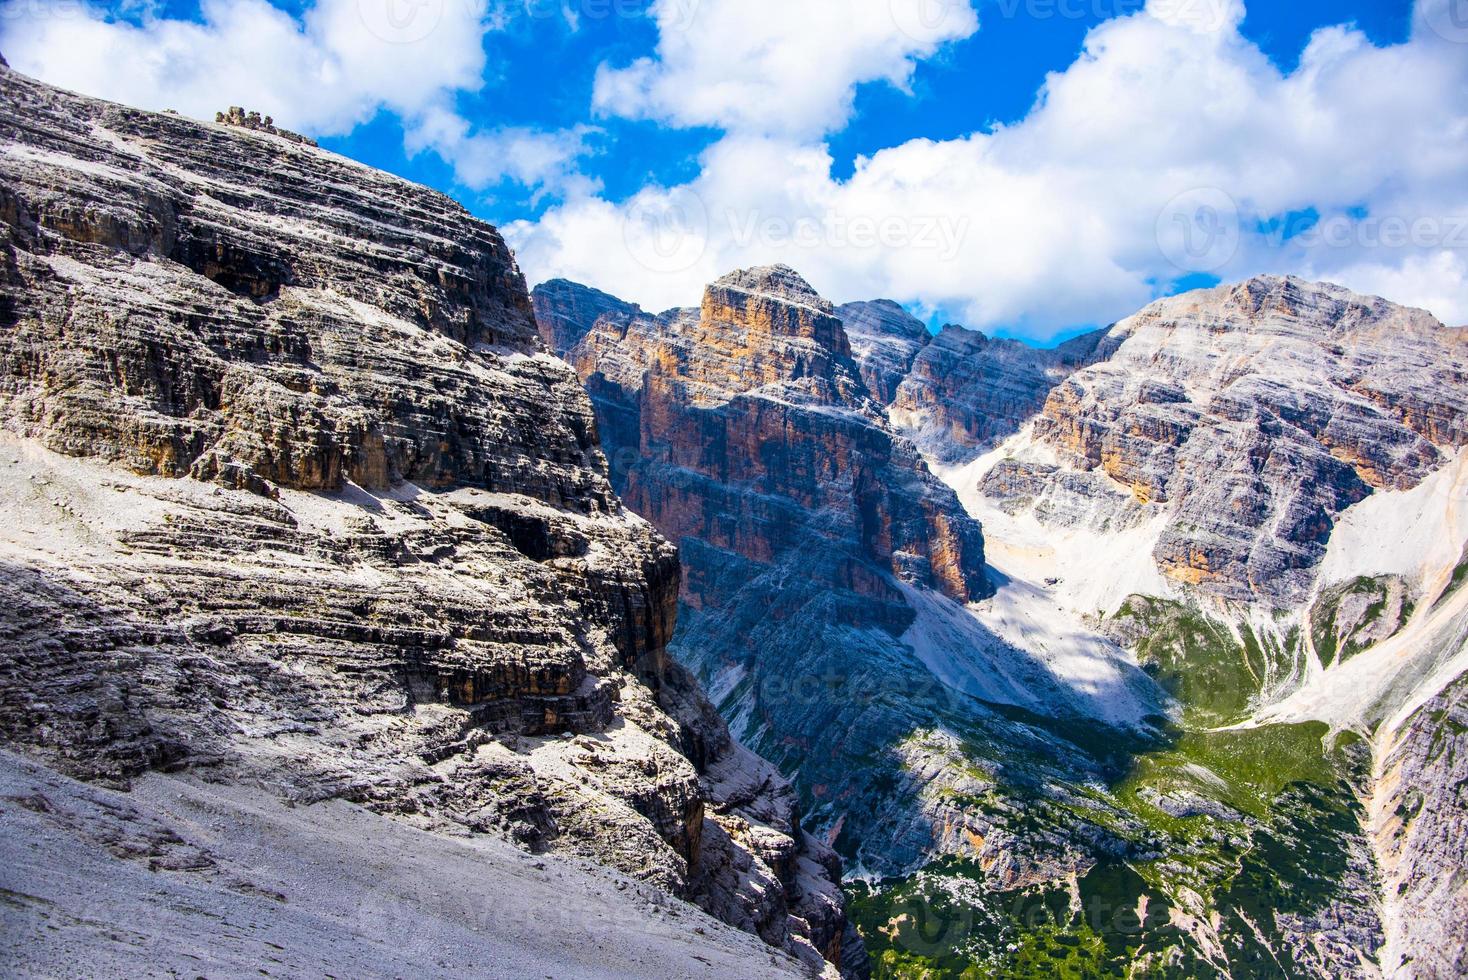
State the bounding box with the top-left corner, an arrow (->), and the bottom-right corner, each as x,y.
538,269 -> 1172,892
565,264 -> 989,607
0,64 -> 856,976
976,277 -> 1468,605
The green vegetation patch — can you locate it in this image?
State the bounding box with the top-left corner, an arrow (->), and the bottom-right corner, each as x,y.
1310,575 -> 1414,668
1108,596 -> 1285,727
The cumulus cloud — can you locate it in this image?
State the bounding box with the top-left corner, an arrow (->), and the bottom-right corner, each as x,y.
0,0 -> 488,132
405,107 -> 602,199
592,0 -> 979,137
0,0 -> 594,197
512,0 -> 1468,337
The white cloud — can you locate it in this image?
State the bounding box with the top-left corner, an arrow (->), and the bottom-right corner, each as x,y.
0,0 -> 595,197
592,0 -> 979,138
511,0 -> 1468,338
1,0 -> 489,133
404,106 -> 602,199
1324,251 -> 1468,327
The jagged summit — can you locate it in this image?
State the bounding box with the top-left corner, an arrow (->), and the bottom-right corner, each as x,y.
1132,273 -> 1457,343
699,264 -> 852,363
710,263 -> 834,312
532,277 -> 642,356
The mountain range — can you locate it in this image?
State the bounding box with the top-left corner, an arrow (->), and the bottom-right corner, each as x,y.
3,62 -> 1467,979
535,266 -> 1468,977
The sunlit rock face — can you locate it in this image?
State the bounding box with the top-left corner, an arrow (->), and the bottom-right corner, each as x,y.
0,65 -> 857,977
557,264 -> 989,607
981,276 -> 1468,604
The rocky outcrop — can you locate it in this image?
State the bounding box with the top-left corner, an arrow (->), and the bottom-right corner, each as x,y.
0,65 -> 854,976
533,277 -> 641,357
1372,673 -> 1468,980
883,321 -> 1116,464
978,277 -> 1468,604
215,105 -> 317,146
843,277 -> 1467,608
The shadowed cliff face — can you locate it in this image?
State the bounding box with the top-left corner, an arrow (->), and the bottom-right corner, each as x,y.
561,264 -> 990,608
540,270 -> 1176,884
0,66 -> 859,977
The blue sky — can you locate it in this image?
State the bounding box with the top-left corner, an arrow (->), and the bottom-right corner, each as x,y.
320,0 -> 1417,225
2,0 -> 1464,341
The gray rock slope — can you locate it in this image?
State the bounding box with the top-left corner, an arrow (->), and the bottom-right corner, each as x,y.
0,64 -> 857,976
0,748 -> 810,980
969,277 -> 1468,605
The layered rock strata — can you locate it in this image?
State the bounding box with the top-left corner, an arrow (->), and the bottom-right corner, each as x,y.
1018,277 -> 1468,603
0,64 -> 854,976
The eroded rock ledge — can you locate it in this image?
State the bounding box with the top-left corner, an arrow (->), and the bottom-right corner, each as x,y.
0,64 -> 857,976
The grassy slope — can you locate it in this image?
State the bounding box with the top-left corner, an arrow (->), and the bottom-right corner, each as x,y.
847,595 -> 1387,979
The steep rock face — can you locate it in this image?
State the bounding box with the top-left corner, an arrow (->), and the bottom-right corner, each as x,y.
835,299 -> 930,405
532,277 -> 640,357
981,277 -> 1468,604
0,66 -> 852,976
882,322 -> 1116,465
563,265 -> 988,605
1373,673 -> 1468,979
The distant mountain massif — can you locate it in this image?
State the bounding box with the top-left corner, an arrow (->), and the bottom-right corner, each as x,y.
536,267 -> 1468,979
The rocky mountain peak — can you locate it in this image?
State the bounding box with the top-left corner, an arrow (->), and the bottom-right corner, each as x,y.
0,66 -> 856,977
986,276 -> 1468,602
701,264 -> 852,362
710,263 -> 833,311
531,277 -> 643,356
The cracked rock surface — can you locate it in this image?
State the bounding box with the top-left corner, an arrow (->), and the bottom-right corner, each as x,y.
0,64 -> 855,977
